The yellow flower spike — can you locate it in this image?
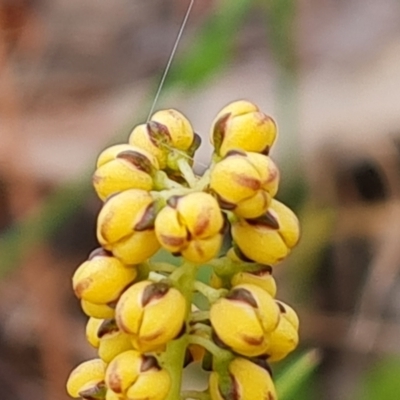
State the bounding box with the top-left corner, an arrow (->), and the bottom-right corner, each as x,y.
155,192 -> 224,263
73,249 -> 137,304
97,319 -> 134,363
116,281 -> 186,352
86,317 -> 103,348
209,358 -> 277,400
231,199 -> 300,265
97,189 -> 161,264
129,122 -> 171,169
211,100 -> 277,157
81,300 -> 115,319
105,350 -> 143,394
125,368 -> 171,400
265,301 -> 299,362
151,109 -> 194,151
210,151 -> 279,218
210,284 -> 280,357
66,358 -> 106,398
93,144 -> 158,201
231,266 -> 277,298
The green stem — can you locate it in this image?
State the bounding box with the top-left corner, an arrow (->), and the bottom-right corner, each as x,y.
177,158 -> 198,188
153,170 -> 185,190
190,322 -> 212,335
161,262 -> 198,400
148,261 -> 176,273
187,334 -> 231,361
194,281 -> 227,304
190,311 -> 210,323
181,390 -> 210,400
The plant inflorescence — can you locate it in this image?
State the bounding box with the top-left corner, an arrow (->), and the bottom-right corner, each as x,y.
66,100 -> 301,400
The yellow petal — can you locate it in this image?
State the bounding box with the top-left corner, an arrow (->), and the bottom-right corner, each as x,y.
210,298 -> 268,357
105,350 -> 142,394
73,256 -> 136,304
81,300 -> 115,319
66,359 -> 106,398
125,369 -> 171,400
86,318 -> 103,348
98,331 -> 133,363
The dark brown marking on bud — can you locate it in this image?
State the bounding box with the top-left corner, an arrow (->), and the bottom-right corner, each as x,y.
276,301 -> 286,314
214,193 -> 236,211
107,363 -> 123,393
219,216 -> 230,235
261,146 -> 270,156
74,279 -> 91,299
172,251 -> 182,257
141,355 -> 160,372
228,373 -> 240,400
232,244 -> 254,263
88,247 -> 112,260
160,234 -> 186,248
227,288 -> 258,308
267,392 -> 275,400
147,121 -> 171,147
99,212 -> 115,243
252,357 -> 273,377
247,210 -> 280,230
107,299 -> 118,309
212,330 -> 232,351
175,323 -> 186,339
241,333 -> 264,346
225,149 -> 246,158
142,282 -> 170,307
98,319 -> 119,338
213,113 -> 230,154
135,202 -> 157,231
167,195 -> 182,208
192,213 -> 211,238
234,174 -> 261,191
187,132 -> 202,157
117,150 -> 153,174
79,382 -> 106,400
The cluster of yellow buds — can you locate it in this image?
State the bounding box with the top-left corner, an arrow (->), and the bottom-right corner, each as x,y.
67,100 -> 301,400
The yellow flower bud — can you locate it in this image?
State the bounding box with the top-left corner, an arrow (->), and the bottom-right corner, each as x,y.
116,281 -> 186,352
105,350 -> 170,400
81,300 -> 115,319
210,284 -> 280,357
151,109 -> 194,151
125,368 -> 170,400
66,358 -> 106,398
86,317 -> 103,348
231,266 -> 277,298
209,358 -> 277,400
210,151 -> 279,218
97,319 -> 134,363
231,199 -> 300,265
129,122 -> 171,169
93,144 -> 158,201
211,100 -> 277,157
265,301 -> 299,362
155,192 -> 224,263
97,190 -> 160,264
73,249 -> 137,304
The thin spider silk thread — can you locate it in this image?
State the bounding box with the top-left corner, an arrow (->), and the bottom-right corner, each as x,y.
145,0 -> 209,170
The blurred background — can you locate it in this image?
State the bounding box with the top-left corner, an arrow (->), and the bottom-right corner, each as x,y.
1,0 -> 400,399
